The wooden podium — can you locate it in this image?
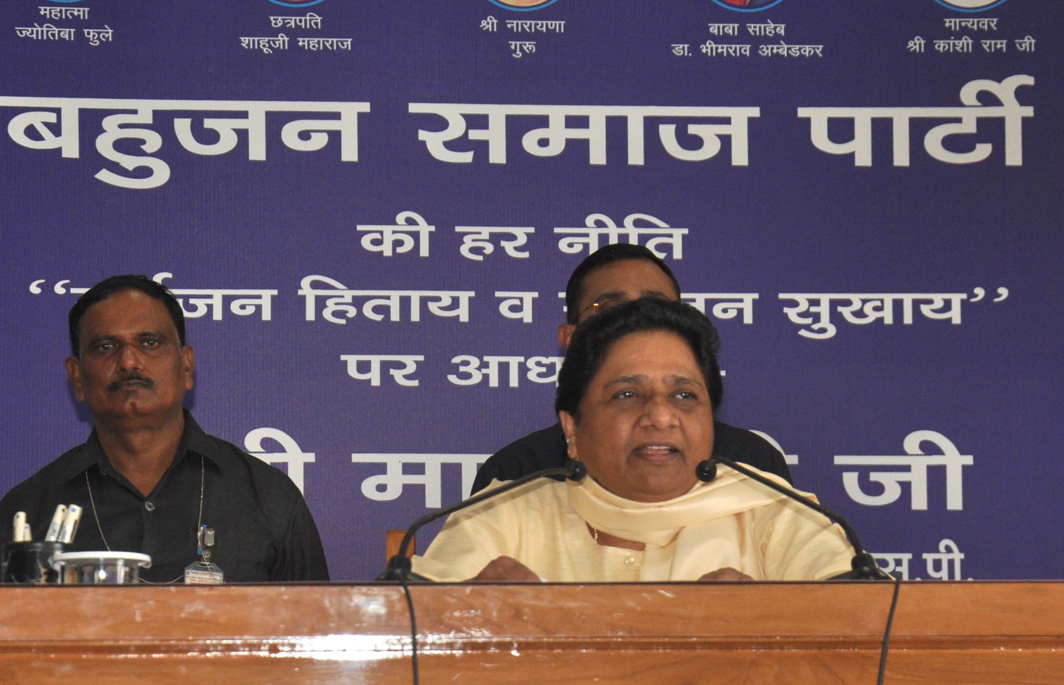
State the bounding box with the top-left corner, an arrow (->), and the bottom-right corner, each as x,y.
0,582 -> 1060,683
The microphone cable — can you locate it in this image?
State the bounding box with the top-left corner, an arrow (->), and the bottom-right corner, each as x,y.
876,576 -> 902,685
398,572 -> 421,685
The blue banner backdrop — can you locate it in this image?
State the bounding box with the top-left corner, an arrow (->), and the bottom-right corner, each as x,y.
1,0 -> 1060,580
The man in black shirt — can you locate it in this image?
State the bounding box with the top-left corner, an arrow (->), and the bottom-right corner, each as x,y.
0,275 -> 328,582
472,244 -> 791,494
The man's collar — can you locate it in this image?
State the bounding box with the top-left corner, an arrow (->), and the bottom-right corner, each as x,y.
57,411 -> 227,483
55,434 -> 105,483
180,413 -> 230,474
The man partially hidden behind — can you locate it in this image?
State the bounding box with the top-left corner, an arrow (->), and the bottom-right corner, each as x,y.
0,275 -> 328,582
472,244 -> 791,493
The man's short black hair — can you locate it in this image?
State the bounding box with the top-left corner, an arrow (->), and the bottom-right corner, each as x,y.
563,243 -> 681,324
555,297 -> 723,420
68,275 -> 187,356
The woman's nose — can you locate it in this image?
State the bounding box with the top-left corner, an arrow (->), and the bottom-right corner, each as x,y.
641,395 -> 678,428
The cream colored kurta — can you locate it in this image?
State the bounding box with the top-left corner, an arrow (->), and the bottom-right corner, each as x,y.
412,466 -> 855,582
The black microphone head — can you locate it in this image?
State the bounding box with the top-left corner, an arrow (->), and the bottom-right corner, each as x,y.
376,554 -> 412,581
565,459 -> 587,481
695,460 -> 716,482
851,552 -> 888,580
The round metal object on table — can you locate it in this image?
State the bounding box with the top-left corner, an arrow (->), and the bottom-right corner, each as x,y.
54,551 -> 152,585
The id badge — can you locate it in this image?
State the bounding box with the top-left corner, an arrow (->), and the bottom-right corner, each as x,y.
184,559 -> 224,584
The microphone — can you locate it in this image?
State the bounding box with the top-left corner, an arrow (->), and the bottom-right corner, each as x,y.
377,458 -> 587,581
696,458 -> 888,580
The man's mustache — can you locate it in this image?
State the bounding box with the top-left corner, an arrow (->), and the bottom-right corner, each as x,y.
107,374 -> 155,392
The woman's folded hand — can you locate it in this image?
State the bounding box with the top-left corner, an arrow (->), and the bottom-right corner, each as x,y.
470,555 -> 543,582
698,567 -> 753,582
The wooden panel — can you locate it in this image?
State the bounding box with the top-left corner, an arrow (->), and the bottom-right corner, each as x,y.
891,581 -> 1064,640
886,581 -> 1064,685
0,582 -> 1059,684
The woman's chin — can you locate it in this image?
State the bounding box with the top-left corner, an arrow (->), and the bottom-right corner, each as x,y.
619,475 -> 697,503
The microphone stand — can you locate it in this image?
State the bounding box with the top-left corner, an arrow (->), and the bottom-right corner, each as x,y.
377,459 -> 587,582
699,458 -> 889,580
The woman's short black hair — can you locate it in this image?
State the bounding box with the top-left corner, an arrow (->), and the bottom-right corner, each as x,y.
68,274 -> 186,356
555,297 -> 723,419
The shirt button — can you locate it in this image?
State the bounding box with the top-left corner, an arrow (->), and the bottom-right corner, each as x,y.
144,501 -> 156,512
624,555 -> 637,566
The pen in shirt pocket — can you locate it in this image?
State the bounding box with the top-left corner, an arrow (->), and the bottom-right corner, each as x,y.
57,504 -> 82,544
12,511 -> 28,542
45,505 -> 67,542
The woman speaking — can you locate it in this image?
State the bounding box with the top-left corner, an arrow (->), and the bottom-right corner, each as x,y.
412,298 -> 855,582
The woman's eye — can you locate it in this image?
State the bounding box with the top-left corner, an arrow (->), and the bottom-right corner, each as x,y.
611,389 -> 638,400
673,390 -> 698,401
